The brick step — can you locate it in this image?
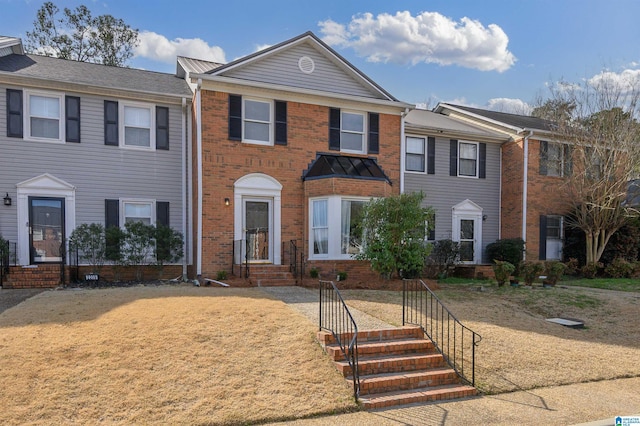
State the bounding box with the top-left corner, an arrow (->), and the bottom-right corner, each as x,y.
253,278 -> 297,287
325,338 -> 435,360
319,326 -> 424,346
336,353 -> 445,376
358,368 -> 460,396
250,272 -> 294,279
359,384 -> 477,410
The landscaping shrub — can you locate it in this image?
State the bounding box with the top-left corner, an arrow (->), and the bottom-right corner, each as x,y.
486,238 -> 524,275
69,223 -> 106,275
564,257 -> 580,276
521,260 -> 544,286
580,262 -> 602,279
154,224 -> 184,278
427,239 -> 460,279
544,261 -> 566,285
601,219 -> 640,264
492,260 -> 515,287
604,258 -> 635,278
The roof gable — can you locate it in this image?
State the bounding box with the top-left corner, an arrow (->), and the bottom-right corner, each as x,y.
436,103 -> 556,133
207,32 -> 397,102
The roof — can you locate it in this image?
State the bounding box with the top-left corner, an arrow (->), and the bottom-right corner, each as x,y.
0,36 -> 24,56
0,53 -> 192,98
436,103 -> 556,132
405,109 -> 510,142
176,56 -> 223,78
302,154 -> 391,184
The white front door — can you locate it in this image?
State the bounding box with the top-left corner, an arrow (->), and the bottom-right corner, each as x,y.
243,198 -> 272,263
452,199 -> 483,264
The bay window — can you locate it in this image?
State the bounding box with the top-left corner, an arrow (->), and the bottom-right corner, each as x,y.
309,196 -> 368,259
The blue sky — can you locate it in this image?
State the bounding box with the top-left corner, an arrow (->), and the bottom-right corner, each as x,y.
2,0 -> 639,112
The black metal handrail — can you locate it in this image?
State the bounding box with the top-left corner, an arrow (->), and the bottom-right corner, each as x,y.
319,280 -> 360,399
288,240 -> 298,277
402,279 -> 482,386
0,240 -> 17,287
232,239 -> 249,278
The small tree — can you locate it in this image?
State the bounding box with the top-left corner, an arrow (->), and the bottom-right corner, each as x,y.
154,224 -> 184,278
122,221 -> 156,281
69,223 -> 106,274
357,192 -> 434,279
486,238 -> 525,275
105,225 -> 125,281
428,239 -> 460,278
26,2 -> 139,66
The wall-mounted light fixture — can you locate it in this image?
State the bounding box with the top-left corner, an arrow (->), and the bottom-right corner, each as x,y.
482,214 -> 487,221
224,198 -> 230,206
3,193 -> 11,206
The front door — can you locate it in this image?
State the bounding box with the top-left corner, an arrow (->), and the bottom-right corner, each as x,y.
244,199 -> 272,262
459,218 -> 476,263
29,197 -> 65,263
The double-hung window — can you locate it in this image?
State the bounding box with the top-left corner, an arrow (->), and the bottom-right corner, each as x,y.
26,91 -> 63,141
340,200 -> 365,255
121,103 -> 154,149
458,142 -> 478,177
406,137 -> 426,172
243,99 -> 272,144
540,141 -> 572,177
340,111 -> 365,153
122,200 -> 155,225
311,199 -> 328,255
310,196 -> 367,259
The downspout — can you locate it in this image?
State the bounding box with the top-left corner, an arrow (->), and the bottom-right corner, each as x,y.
498,143 -> 503,239
400,108 -> 409,193
196,79 -> 203,277
181,97 -> 188,280
521,130 -> 533,260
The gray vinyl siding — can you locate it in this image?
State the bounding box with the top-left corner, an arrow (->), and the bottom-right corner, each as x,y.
0,85 -> 185,245
225,44 -> 382,99
404,136 -> 501,263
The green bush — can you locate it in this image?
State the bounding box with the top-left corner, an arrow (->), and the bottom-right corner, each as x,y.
154,224 -> 184,278
309,267 -> 319,279
428,239 -> 460,279
492,260 -> 515,287
544,261 -> 566,285
521,260 -> 544,286
69,223 -> 106,274
337,271 -> 348,281
216,270 -> 228,280
486,238 -> 524,275
604,258 -> 634,278
581,262 -> 602,279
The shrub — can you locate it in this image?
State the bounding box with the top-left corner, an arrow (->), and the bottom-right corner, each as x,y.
492,260 -> 515,287
486,238 -> 524,275
428,239 -> 460,279
69,223 -> 106,275
154,224 -> 184,278
564,257 -> 579,276
216,270 -> 228,280
544,261 -> 566,285
105,225 -> 126,281
337,271 -> 347,281
604,258 -> 634,278
122,221 -> 156,281
309,267 -> 319,279
580,262 -> 602,279
521,261 -> 544,286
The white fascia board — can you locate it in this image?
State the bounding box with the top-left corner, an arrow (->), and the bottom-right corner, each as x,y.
405,124 -> 510,144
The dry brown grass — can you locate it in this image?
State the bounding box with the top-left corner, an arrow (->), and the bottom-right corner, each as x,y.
341,284 -> 640,394
0,285 -> 355,425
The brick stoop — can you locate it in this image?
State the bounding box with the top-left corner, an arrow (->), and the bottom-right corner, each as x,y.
317,326 -> 477,410
233,264 -> 297,286
2,264 -> 62,288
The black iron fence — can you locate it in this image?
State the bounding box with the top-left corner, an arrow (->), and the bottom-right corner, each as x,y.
319,280 -> 360,399
284,239 -> 305,281
232,239 -> 249,278
0,240 -> 17,286
402,278 -> 481,386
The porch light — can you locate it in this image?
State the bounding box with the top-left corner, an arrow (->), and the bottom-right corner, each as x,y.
224,198 -> 230,206
3,193 -> 11,206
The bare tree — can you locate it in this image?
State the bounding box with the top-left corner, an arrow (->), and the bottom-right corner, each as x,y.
25,2 -> 139,67
535,74 -> 640,264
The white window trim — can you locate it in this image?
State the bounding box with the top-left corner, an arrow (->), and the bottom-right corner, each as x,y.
119,101 -> 155,151
340,110 -> 366,154
405,135 -> 427,174
242,97 -> 273,146
120,198 -> 156,226
309,195 -> 369,260
24,89 -> 64,143
546,215 -> 564,240
458,140 -> 479,179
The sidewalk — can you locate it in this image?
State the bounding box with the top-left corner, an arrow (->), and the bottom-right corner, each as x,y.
263,286 -> 640,426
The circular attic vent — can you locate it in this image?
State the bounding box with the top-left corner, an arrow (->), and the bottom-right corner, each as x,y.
298,56 -> 315,74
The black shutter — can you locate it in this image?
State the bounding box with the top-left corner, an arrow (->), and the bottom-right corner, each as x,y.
104,100 -> 118,146
65,96 -> 81,143
539,141 -> 548,175
105,199 -> 121,259
479,142 -> 486,179
274,100 -> 287,146
428,215 -> 436,240
228,94 -> 242,141
368,112 -> 379,154
449,139 -> 458,176
427,137 -> 435,174
156,106 -> 169,150
539,215 -> 547,260
329,108 -> 341,151
6,89 -> 23,138
563,145 -> 573,177
156,201 -> 170,227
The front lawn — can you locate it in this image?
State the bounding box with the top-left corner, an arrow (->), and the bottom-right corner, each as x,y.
561,277 -> 640,292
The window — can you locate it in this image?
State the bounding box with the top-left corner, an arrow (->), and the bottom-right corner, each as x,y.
540,141 -> 572,177
340,111 -> 365,153
310,196 -> 367,259
26,91 -> 63,141
546,216 -> 563,239
406,137 -> 425,172
459,142 -> 478,177
243,99 -> 272,144
121,103 -> 154,149
228,95 -> 287,145
122,200 -> 155,225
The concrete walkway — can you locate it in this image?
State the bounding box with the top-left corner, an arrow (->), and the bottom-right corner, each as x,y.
262,286 -> 640,426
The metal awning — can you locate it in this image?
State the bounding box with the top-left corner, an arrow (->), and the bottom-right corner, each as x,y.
302,154 -> 391,183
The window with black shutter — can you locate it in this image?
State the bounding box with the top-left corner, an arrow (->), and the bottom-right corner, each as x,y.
329,108 -> 341,151
65,96 -> 81,143
228,94 -> 242,140
156,106 -> 169,150
6,89 -> 23,138
104,100 -> 118,145
105,199 -> 121,259
368,112 -> 379,154
449,139 -> 458,176
427,137 -> 435,174
274,101 -> 287,145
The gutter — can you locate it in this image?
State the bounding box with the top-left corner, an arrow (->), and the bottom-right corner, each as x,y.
196,79 -> 203,277
522,130 -> 534,259
400,108 -> 408,193
181,97 -> 188,280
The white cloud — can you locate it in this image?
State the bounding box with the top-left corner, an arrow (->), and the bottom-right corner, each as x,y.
587,68 -> 640,93
254,44 -> 272,53
487,98 -> 532,115
318,11 -> 516,72
134,31 -> 226,64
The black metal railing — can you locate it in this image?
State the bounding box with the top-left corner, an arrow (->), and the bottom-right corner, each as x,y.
319,280 -> 360,399
0,240 -> 17,287
232,239 -> 249,278
402,278 -> 481,386
68,243 -> 80,283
